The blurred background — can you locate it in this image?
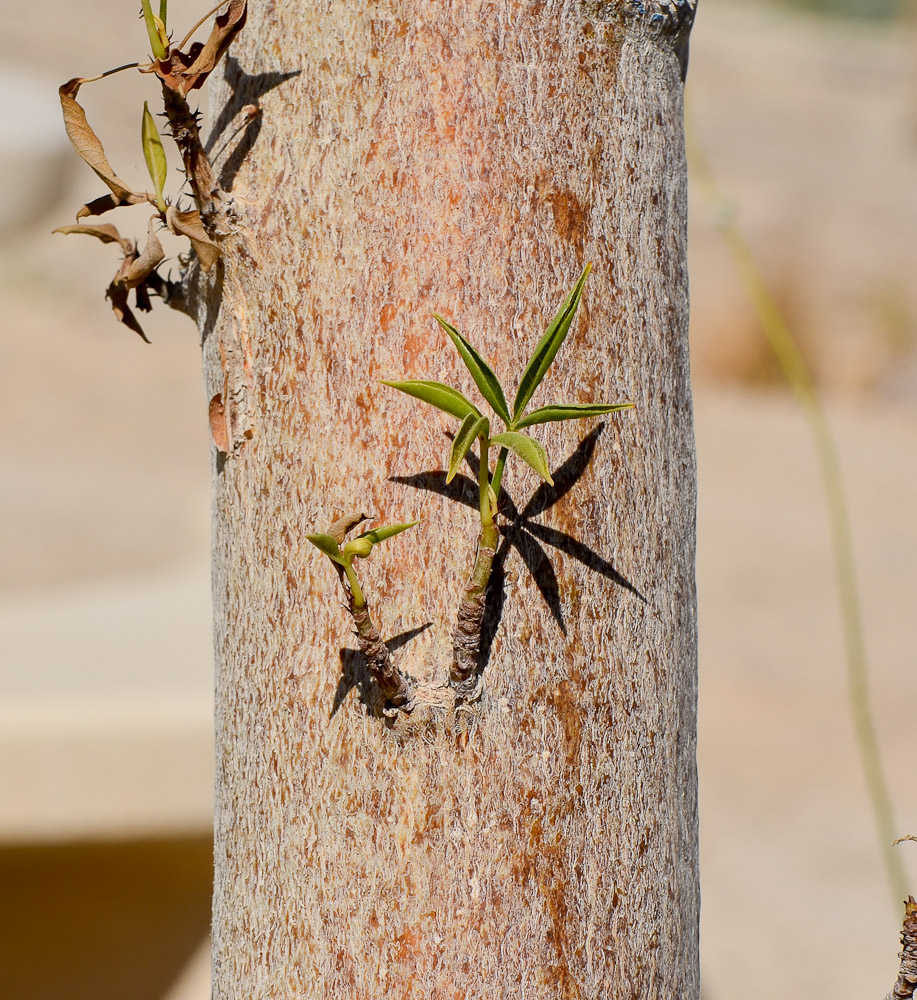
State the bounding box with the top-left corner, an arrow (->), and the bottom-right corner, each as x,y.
0,1 -> 915,998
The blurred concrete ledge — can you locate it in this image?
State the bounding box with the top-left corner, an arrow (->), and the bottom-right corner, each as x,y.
0,698 -> 212,843
0,565 -> 213,843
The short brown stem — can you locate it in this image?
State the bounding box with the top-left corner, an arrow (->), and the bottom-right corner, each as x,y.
160,84 -> 221,224
450,522 -> 499,700
348,596 -> 416,710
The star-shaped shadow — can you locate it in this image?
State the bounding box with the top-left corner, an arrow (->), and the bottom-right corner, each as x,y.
391,424 -> 644,669
331,623 -> 432,718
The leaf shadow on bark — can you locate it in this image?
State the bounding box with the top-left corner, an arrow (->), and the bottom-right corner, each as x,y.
392,424 -> 646,678
205,56 -> 301,192
332,624 -> 432,718
196,256 -> 225,347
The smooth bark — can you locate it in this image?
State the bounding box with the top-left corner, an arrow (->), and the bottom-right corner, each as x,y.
200,1 -> 698,996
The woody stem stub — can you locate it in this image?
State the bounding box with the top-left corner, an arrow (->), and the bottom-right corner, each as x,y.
347,592 -> 416,710
450,521 -> 499,700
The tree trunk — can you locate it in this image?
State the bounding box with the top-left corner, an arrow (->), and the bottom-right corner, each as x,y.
201,1 -> 698,996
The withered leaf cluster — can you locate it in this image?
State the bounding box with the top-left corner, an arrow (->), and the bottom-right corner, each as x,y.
150,0 -> 247,96
54,0 -> 247,340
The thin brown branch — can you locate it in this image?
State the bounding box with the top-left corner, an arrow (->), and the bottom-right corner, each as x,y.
176,0 -> 233,52
73,62 -> 144,85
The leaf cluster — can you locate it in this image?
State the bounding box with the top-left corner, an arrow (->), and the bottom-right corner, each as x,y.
307,518 -> 418,568
53,1 -> 247,339
383,264 -> 633,492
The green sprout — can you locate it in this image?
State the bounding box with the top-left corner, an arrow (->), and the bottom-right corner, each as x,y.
307,516 -> 419,709
383,264 -> 633,699
382,264 -> 633,537
307,519 -> 418,609
141,0 -> 170,61
141,102 -> 168,213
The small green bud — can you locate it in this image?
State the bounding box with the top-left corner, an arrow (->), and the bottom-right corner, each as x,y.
342,537 -> 374,559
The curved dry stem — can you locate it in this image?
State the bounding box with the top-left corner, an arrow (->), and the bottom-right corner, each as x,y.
687,104 -> 907,909
71,62 -> 145,86
176,0 -> 233,52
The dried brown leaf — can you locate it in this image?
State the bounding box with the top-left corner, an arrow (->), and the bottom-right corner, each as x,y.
155,0 -> 247,95
209,393 -> 230,453
182,0 -> 247,83
327,513 -> 373,545
135,281 -> 154,314
76,194 -> 122,220
125,221 -> 165,288
106,278 -> 151,343
59,79 -> 147,207
52,223 -> 129,249
166,206 -> 221,271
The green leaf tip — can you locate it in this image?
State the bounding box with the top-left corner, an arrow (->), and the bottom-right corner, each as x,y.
433,313 -> 510,424
342,520 -> 418,560
515,400 -> 634,429
490,431 -> 554,485
513,263 -> 592,422
141,102 -> 168,213
380,379 -> 482,422
358,520 -> 420,545
447,413 -> 489,484
306,533 -> 345,565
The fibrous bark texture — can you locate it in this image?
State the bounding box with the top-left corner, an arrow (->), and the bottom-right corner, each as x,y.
202,1 -> 698,996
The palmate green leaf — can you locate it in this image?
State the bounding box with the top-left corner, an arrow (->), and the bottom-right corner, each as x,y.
141,102 -> 168,213
358,520 -> 420,544
490,431 -> 554,485
513,263 -> 592,422
307,533 -> 345,565
433,314 -> 510,424
447,413 -> 489,484
380,380 -> 481,422
514,401 -> 634,430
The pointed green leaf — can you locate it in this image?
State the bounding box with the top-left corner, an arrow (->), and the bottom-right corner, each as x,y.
159,0 -> 168,26
490,431 -> 554,485
447,413 -> 489,484
141,102 -> 168,213
433,314 -> 510,424
306,533 -> 345,565
359,520 -> 420,544
141,0 -> 168,60
515,401 -> 634,429
380,380 -> 481,421
513,263 -> 592,421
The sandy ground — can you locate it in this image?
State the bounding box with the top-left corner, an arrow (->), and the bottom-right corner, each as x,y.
1,2 -> 915,999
